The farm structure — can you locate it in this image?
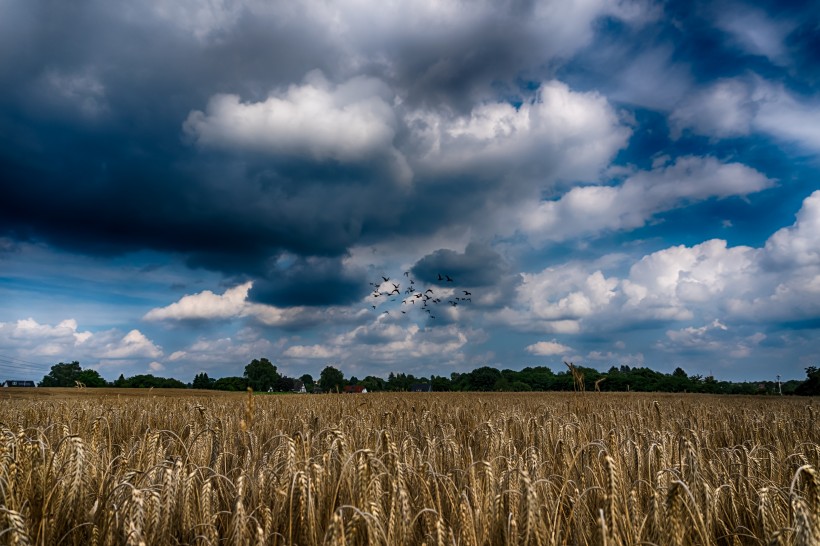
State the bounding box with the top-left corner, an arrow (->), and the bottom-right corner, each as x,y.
342,385 -> 367,393
2,379 -> 35,387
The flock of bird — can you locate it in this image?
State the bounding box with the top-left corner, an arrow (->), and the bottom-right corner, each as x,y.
367,271 -> 472,320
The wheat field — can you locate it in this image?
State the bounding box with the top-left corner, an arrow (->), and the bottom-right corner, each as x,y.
0,389 -> 818,545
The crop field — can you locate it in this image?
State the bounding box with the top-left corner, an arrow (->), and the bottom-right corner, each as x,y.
0,389 -> 818,545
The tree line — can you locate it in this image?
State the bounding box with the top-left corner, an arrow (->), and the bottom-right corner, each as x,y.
35,359 -> 820,395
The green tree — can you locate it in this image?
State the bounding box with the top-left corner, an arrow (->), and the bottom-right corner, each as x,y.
468,366 -> 502,391
319,365 -> 345,392
430,375 -> 452,391
795,366 -> 820,396
192,372 -> 214,389
76,369 -> 107,387
117,374 -> 186,388
275,375 -> 297,392
300,374 -> 315,391
39,361 -> 83,387
244,358 -> 281,392
386,372 -> 416,391
361,375 -> 386,392
213,376 -> 247,391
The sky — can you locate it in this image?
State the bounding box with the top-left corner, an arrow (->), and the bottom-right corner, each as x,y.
1,0 -> 819,384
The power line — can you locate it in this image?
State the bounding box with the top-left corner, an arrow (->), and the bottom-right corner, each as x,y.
0,352 -> 51,368
0,363 -> 48,375
0,353 -> 52,377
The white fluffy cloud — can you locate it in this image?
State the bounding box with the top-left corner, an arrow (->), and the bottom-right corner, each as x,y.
144,280 -> 358,328
0,318 -> 161,361
410,80 -> 630,184
520,156 -> 773,243
671,77 -> 820,152
144,281 -> 253,321
519,266 -> 619,322
764,190 -> 820,268
526,340 -> 573,356
512,190 -> 820,343
623,238 -> 758,320
98,329 -> 163,359
0,318 -> 92,357
184,71 -> 408,166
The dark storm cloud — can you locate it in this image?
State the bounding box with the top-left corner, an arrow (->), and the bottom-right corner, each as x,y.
5,0 -> 814,312
411,243 -> 511,287
0,3 -> 434,268
248,256 -> 367,307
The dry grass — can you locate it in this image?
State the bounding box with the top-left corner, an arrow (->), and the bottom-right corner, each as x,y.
0,390 -> 818,545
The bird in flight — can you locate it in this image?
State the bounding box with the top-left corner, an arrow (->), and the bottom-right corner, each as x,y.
365,269 -> 474,320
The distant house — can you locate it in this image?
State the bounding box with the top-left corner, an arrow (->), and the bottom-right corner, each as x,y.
343,385 -> 367,394
292,380 -> 307,393
3,380 -> 36,387
411,383 -> 432,392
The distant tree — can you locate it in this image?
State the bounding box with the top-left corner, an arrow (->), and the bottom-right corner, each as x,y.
468,366 -> 502,391
40,361 -> 83,387
795,366 -> 820,396
118,374 -> 186,388
76,369 -> 107,388
275,375 -> 296,392
300,374 -> 315,392
244,358 -> 281,392
663,367 -> 693,392
319,366 -> 345,392
213,376 -> 247,391
386,372 -> 416,391
518,366 -> 556,391
360,375 -> 386,392
494,376 -> 511,391
192,372 -> 214,389
430,375 -> 452,391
